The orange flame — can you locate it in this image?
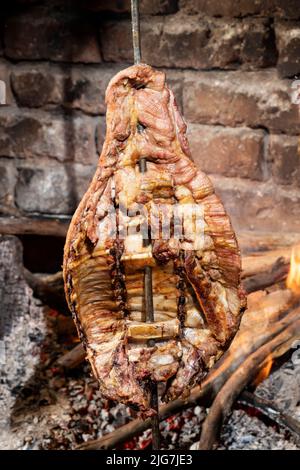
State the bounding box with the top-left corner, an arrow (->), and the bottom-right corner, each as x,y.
287,245 -> 300,294
253,354 -> 273,386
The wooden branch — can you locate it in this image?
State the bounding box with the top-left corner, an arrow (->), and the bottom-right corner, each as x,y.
238,231 -> 300,255
57,343 -> 86,369
238,391 -> 300,440
24,269 -> 69,313
243,257 -> 289,294
0,216 -> 70,237
0,205 -> 22,217
194,289 -> 297,407
242,248 -> 291,278
76,294 -> 300,450
197,313 -> 300,450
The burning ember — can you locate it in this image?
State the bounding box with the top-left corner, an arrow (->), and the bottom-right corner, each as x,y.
253,246 -> 300,386
287,246 -> 300,294
253,354 -> 273,386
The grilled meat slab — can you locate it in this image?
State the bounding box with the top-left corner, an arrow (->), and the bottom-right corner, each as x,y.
63,64 -> 246,414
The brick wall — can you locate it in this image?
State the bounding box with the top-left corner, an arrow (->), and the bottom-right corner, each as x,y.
0,0 -> 299,235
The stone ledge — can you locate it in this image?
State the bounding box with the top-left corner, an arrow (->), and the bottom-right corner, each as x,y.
179,0 -> 300,19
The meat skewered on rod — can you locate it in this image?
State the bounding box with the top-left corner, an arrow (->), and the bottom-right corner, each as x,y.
132,0 -> 160,449
63,0 -> 246,449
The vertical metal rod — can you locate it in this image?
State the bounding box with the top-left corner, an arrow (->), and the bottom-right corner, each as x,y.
150,383 -> 160,450
131,0 -> 160,450
131,0 -> 142,65
144,266 -> 154,323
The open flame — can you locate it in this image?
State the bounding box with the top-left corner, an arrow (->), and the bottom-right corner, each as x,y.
251,244 -> 300,388
253,354 -> 273,386
287,245 -> 300,294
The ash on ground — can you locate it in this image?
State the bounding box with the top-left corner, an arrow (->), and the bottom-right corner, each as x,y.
219,355 -> 300,451
220,410 -> 299,450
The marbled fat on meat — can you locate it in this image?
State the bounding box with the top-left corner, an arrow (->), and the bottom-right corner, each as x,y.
63,64 -> 246,415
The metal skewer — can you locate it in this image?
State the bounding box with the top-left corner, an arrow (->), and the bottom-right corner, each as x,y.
131,0 -> 160,451
131,0 -> 142,64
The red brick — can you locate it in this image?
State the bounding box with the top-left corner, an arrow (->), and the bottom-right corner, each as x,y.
211,175 -> 300,232
84,0 -> 130,13
269,0 -> 300,18
84,0 -> 178,14
0,18 -> 3,57
95,116 -> 106,155
73,163 -> 96,202
15,162 -> 96,215
187,124 -> 265,180
11,63 -> 118,114
100,18 -> 159,64
139,0 -> 178,14
0,160 -> 17,212
11,65 -> 60,108
271,0 -> 300,18
101,14 -> 276,69
183,70 -> 299,135
0,109 -> 98,165
179,0 -> 300,19
269,134 -> 300,185
179,0 -> 264,16
0,59 -> 14,105
276,20 -> 300,78
4,7 -> 101,63
15,164 -> 74,215
61,66 -> 117,115
163,69 -> 184,112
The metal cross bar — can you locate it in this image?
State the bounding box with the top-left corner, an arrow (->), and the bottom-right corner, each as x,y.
131,0 -> 160,450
